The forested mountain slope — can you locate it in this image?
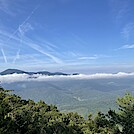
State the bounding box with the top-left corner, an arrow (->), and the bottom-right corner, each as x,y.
0,87 -> 134,134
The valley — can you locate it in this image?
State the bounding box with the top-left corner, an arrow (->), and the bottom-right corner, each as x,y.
2,77 -> 134,118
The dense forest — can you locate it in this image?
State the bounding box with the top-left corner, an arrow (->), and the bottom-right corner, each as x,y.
0,86 -> 134,134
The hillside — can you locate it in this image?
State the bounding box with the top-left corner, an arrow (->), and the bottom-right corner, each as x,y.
0,69 -> 70,76
3,77 -> 134,118
0,87 -> 134,134
0,69 -> 27,75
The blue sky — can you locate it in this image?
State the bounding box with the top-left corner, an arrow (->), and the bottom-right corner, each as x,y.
0,0 -> 134,73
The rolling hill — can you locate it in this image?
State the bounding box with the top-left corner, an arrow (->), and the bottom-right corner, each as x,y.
2,77 -> 134,118
0,69 -> 70,76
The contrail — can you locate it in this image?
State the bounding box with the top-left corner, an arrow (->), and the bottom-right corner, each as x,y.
6,5 -> 39,42
12,32 -> 22,63
28,43 -> 63,64
1,48 -> 7,63
72,33 -> 88,46
19,5 -> 39,28
12,49 -> 20,64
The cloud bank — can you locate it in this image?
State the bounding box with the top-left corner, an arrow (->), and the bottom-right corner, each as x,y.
1,72 -> 134,83
120,44 -> 134,49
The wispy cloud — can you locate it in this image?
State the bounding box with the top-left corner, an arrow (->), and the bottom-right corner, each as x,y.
40,39 -> 58,49
19,23 -> 33,36
28,43 -> 63,64
19,5 -> 39,29
1,48 -> 7,63
0,24 -> 64,65
12,49 -> 20,64
0,30 -> 19,45
0,1 -> 72,71
78,55 -> 98,60
0,2 -> 110,70
0,0 -> 15,15
118,44 -> 134,50
0,4 -> 43,66
121,23 -> 134,41
109,0 -> 129,24
6,5 -> 39,42
72,33 -> 88,46
12,22 -> 33,64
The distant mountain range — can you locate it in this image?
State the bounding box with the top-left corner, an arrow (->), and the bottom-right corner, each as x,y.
0,69 -> 79,76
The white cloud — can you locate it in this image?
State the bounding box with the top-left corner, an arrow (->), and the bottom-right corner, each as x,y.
118,44 -> 134,49
1,72 -> 134,83
12,49 -> 20,64
121,23 -> 134,41
0,25 -> 63,65
28,43 -> 63,64
0,73 -> 29,83
72,33 -> 88,46
19,23 -> 33,36
40,39 -> 58,49
78,55 -> 98,60
5,5 -> 39,43
109,0 -> 129,24
1,48 -> 7,63
0,0 -> 14,15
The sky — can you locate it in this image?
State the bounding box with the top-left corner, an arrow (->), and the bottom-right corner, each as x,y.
0,0 -> 134,73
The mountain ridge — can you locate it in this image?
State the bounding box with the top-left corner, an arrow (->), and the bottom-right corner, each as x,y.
0,69 -> 79,76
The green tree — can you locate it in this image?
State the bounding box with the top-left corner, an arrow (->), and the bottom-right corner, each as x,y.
1,86 -> 134,134
108,93 -> 134,134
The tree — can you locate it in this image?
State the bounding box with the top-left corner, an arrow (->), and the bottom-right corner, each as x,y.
1,86 -> 134,134
107,93 -> 134,134
0,88 -> 83,134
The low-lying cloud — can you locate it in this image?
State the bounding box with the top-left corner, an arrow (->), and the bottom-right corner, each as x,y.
1,72 -> 134,83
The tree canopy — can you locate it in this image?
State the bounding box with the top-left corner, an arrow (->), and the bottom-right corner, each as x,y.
0,87 -> 134,134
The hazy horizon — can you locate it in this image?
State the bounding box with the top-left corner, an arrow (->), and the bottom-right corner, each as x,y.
1,65 -> 134,74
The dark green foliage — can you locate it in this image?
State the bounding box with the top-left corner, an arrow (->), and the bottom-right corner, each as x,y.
0,88 -> 84,134
107,93 -> 134,134
0,87 -> 134,134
